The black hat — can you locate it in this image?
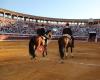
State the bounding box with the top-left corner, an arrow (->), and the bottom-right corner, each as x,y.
66,23 -> 69,26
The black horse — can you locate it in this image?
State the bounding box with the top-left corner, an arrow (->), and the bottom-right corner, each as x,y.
29,28 -> 52,60
58,27 -> 74,61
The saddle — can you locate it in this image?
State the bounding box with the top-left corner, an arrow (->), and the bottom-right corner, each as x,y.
63,34 -> 71,39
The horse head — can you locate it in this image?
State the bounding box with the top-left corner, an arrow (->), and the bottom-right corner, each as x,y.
45,30 -> 52,39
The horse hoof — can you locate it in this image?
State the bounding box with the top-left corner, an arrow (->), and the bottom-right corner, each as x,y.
33,58 -> 40,63
30,57 -> 34,60
65,56 -> 68,59
30,58 -> 33,60
42,55 -> 45,57
59,60 -> 64,64
71,55 -> 74,58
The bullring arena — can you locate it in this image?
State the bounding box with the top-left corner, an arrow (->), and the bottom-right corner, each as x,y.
0,8 -> 100,80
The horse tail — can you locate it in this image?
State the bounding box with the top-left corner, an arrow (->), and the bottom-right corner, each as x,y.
29,36 -> 36,59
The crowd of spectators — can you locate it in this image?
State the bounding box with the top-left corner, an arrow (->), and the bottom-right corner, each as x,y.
0,17 -> 100,38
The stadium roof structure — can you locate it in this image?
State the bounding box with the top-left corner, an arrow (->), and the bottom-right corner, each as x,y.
0,8 -> 100,24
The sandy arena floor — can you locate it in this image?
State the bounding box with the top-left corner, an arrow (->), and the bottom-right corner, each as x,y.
0,40 -> 100,80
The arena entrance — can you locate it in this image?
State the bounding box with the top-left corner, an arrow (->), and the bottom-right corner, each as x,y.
88,31 -> 97,42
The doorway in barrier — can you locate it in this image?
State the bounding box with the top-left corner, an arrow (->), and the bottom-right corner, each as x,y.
88,32 -> 96,42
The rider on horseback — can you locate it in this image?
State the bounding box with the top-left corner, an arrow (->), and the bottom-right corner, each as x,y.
62,24 -> 74,47
36,28 -> 52,57
58,24 -> 74,62
36,28 -> 46,48
29,27 -> 52,60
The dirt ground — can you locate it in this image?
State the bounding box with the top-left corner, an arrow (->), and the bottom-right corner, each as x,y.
0,40 -> 100,80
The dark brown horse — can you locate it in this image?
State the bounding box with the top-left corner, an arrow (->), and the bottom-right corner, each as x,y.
58,27 -> 74,62
29,29 -> 52,60
58,35 -> 74,60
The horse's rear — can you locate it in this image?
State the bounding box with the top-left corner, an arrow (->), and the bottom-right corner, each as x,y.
29,36 -> 37,59
29,36 -> 46,60
58,36 -> 73,61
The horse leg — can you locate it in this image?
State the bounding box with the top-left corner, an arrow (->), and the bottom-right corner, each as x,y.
45,49 -> 47,56
58,38 -> 64,63
45,45 -> 47,56
59,46 -> 64,60
29,45 -> 36,60
65,47 -> 68,57
71,36 -> 74,48
42,51 -> 45,57
70,46 -> 72,53
58,46 -> 65,63
70,47 -> 74,58
42,46 -> 47,57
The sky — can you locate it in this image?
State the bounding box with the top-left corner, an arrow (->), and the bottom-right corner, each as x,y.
0,0 -> 100,19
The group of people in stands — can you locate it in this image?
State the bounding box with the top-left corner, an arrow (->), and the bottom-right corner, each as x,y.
1,16 -> 100,37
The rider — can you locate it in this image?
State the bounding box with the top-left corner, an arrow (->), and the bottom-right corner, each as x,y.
62,23 -> 74,47
37,27 -> 52,45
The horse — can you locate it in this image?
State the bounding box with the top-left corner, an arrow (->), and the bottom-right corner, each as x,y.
58,27 -> 74,62
29,29 -> 52,60
58,34 -> 74,61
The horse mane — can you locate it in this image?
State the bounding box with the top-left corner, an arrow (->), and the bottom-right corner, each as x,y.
45,30 -> 51,35
45,30 -> 52,39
